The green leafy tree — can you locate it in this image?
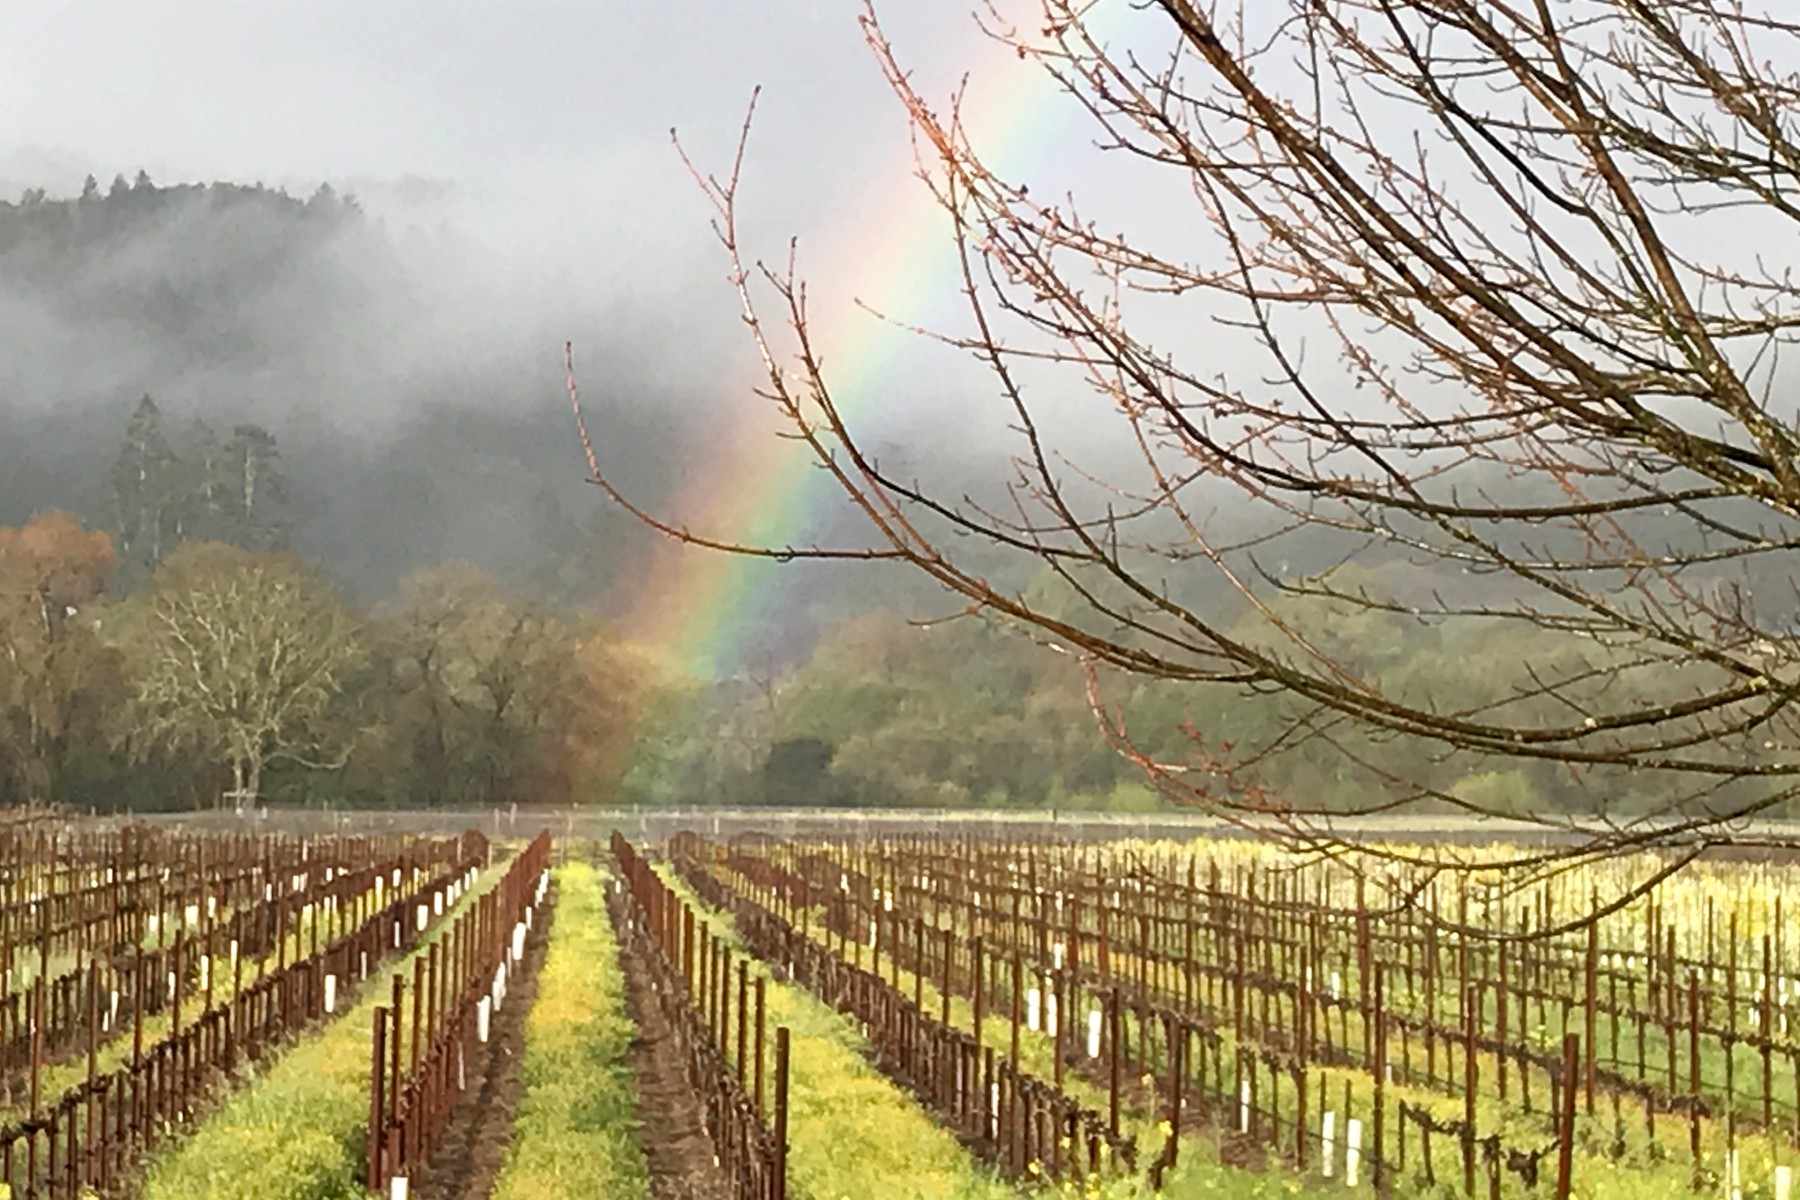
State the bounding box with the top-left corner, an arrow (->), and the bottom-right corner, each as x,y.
761,737 -> 836,805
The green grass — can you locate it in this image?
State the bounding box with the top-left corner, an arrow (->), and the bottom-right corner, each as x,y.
491,862 -> 648,1200
742,865 -> 1785,1200
659,868 -> 1021,1200
773,978 -> 1019,1200
16,884 -> 409,1118
135,862 -> 505,1200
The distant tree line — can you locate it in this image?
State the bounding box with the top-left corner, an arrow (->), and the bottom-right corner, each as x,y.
0,408 -> 645,811
8,395 -> 1778,818
2,173 -> 353,255
12,429 -> 1767,816
625,559 -> 1796,819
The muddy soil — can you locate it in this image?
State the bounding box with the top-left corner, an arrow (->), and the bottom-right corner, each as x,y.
614,903 -> 732,1200
411,896 -> 551,1200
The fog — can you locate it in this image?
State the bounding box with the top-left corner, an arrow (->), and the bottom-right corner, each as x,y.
0,4 -> 1107,633
8,1 -> 1792,828
5,2 -> 1716,662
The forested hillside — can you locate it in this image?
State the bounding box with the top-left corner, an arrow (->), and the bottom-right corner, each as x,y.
0,176 -> 691,606
4,176 -> 1787,819
0,177 -> 1024,811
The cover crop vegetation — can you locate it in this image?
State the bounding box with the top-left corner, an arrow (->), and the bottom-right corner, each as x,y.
491,861 -> 649,1200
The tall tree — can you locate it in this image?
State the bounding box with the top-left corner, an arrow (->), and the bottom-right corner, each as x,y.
365,564 -> 490,807
0,514 -> 119,804
117,543 -> 362,810
110,396 -> 181,577
182,421 -> 227,544
220,424 -> 287,551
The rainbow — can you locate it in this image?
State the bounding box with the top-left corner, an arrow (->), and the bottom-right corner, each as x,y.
605,11 -> 1127,682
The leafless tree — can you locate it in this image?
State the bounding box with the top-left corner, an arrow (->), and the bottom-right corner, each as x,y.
572,1 -> 1800,913
119,542 -> 363,810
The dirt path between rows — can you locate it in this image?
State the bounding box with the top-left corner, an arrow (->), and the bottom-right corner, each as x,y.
613,902 -> 732,1200
411,893 -> 551,1200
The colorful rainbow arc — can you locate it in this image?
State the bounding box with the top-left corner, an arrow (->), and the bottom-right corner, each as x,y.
605,11 -> 1123,685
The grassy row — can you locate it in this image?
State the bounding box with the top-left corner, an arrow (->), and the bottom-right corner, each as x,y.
736,863 -> 1741,1199
490,861 -> 648,1200
135,861 -> 507,1200
656,867 -> 1022,1200
21,877 -> 435,1114
699,866 -> 1338,1200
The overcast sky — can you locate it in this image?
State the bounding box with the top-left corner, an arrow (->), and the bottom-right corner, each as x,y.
8,3 -> 1132,452
2,3 -> 907,177
0,4 -> 1035,298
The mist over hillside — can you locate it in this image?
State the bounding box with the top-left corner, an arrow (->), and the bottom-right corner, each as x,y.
0,178 -> 722,608
0,177 -> 1109,648
5,175 -> 1778,821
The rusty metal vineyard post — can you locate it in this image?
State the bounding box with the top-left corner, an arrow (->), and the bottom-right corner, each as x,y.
611,832 -> 789,1199
367,831 -> 549,1196
0,824 -> 483,1200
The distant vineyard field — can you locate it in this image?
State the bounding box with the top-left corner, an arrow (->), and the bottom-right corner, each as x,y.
133,804 -> 1800,851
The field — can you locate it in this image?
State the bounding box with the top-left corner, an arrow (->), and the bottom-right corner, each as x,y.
0,809 -> 1793,1199
647,832 -> 1800,1200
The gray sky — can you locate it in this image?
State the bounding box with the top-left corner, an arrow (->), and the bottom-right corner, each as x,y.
2,3 -> 889,176
0,0 -> 1187,540
0,2 -> 1102,442
0,3 -> 1011,288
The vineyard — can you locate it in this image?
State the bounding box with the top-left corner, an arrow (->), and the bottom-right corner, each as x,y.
635,831 -> 1800,1200
0,809 -> 1789,1198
